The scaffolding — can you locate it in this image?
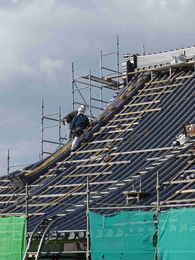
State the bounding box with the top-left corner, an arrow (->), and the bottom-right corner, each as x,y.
41,98 -> 67,160
72,36 -> 122,118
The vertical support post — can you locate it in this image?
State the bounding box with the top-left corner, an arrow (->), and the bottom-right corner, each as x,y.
89,70 -> 92,117
41,97 -> 44,160
25,184 -> 29,218
58,105 -> 62,145
116,35 -> 120,88
156,171 -> 160,213
139,176 -> 142,192
150,71 -> 153,82
72,62 -> 75,111
86,176 -> 90,260
100,50 -> 103,107
156,171 -> 160,260
169,67 -> 172,78
126,59 -> 129,87
7,149 -> 10,175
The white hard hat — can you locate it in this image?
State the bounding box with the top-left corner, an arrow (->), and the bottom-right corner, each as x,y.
78,105 -> 86,114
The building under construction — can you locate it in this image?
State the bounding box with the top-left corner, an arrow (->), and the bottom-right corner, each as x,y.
1,45 -> 195,260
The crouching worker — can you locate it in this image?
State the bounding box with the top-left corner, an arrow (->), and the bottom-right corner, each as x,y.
71,105 -> 90,151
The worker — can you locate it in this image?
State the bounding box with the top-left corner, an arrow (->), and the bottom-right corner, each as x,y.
71,105 -> 90,151
63,110 -> 77,139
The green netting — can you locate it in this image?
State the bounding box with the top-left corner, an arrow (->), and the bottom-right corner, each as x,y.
158,207 -> 195,260
89,210 -> 155,260
0,216 -> 26,260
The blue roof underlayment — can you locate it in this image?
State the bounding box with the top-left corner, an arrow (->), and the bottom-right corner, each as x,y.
0,58 -> 194,233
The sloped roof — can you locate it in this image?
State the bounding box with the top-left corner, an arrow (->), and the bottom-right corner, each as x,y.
0,57 -> 194,232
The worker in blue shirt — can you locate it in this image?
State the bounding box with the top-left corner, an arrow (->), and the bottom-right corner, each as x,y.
71,105 -> 90,150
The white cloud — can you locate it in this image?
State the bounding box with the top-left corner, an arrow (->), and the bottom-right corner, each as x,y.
0,0 -> 195,176
40,57 -> 64,78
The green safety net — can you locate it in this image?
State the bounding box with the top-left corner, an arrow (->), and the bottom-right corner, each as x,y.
0,216 -> 26,260
89,210 -> 155,260
158,207 -> 195,260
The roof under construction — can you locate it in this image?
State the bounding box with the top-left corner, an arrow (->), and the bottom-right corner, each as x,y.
0,46 -> 195,238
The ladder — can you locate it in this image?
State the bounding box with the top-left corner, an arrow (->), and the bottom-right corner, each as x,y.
23,217 -> 58,260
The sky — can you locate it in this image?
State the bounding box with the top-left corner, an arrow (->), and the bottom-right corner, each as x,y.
0,0 -> 195,176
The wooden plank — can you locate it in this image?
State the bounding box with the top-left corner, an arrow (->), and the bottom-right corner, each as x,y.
111,146 -> 174,156
94,128 -> 133,135
31,192 -> 97,198
185,169 -> 195,173
163,179 -> 195,185
77,160 -> 131,168
71,147 -> 117,154
147,157 -> 161,161
122,123 -> 139,127
0,213 -> 27,217
0,194 -> 25,197
138,90 -> 173,97
73,146 -> 173,156
146,79 -> 171,86
40,174 -> 57,179
63,171 -> 112,178
115,108 -> 161,116
65,158 -> 101,163
101,122 -> 138,128
158,198 -> 195,204
176,74 -> 194,80
101,125 -> 120,129
176,189 -> 195,194
141,83 -> 182,91
105,129 -> 133,133
89,138 -> 122,144
111,117 -> 141,122
125,100 -> 160,107
48,180 -> 117,188
0,201 -> 15,204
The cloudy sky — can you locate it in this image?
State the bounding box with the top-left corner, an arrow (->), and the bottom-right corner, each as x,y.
0,0 -> 195,175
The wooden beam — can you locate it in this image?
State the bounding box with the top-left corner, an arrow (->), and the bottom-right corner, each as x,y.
164,179 -> 195,185
138,90 -> 173,97
40,174 -> 57,179
71,147 -> 117,154
31,192 -> 97,198
0,186 -> 13,189
94,128 -> 133,135
0,194 -> 25,197
77,160 -> 131,168
47,180 -> 117,189
111,146 -> 174,156
146,79 -> 171,86
121,123 -> 138,127
147,157 -> 161,161
62,171 -> 112,178
0,201 -> 15,204
125,100 -> 160,107
115,108 -> 161,116
142,83 -> 182,91
89,138 -> 122,144
111,117 -> 141,122
176,189 -> 195,194
157,198 -> 195,204
176,74 -> 194,80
